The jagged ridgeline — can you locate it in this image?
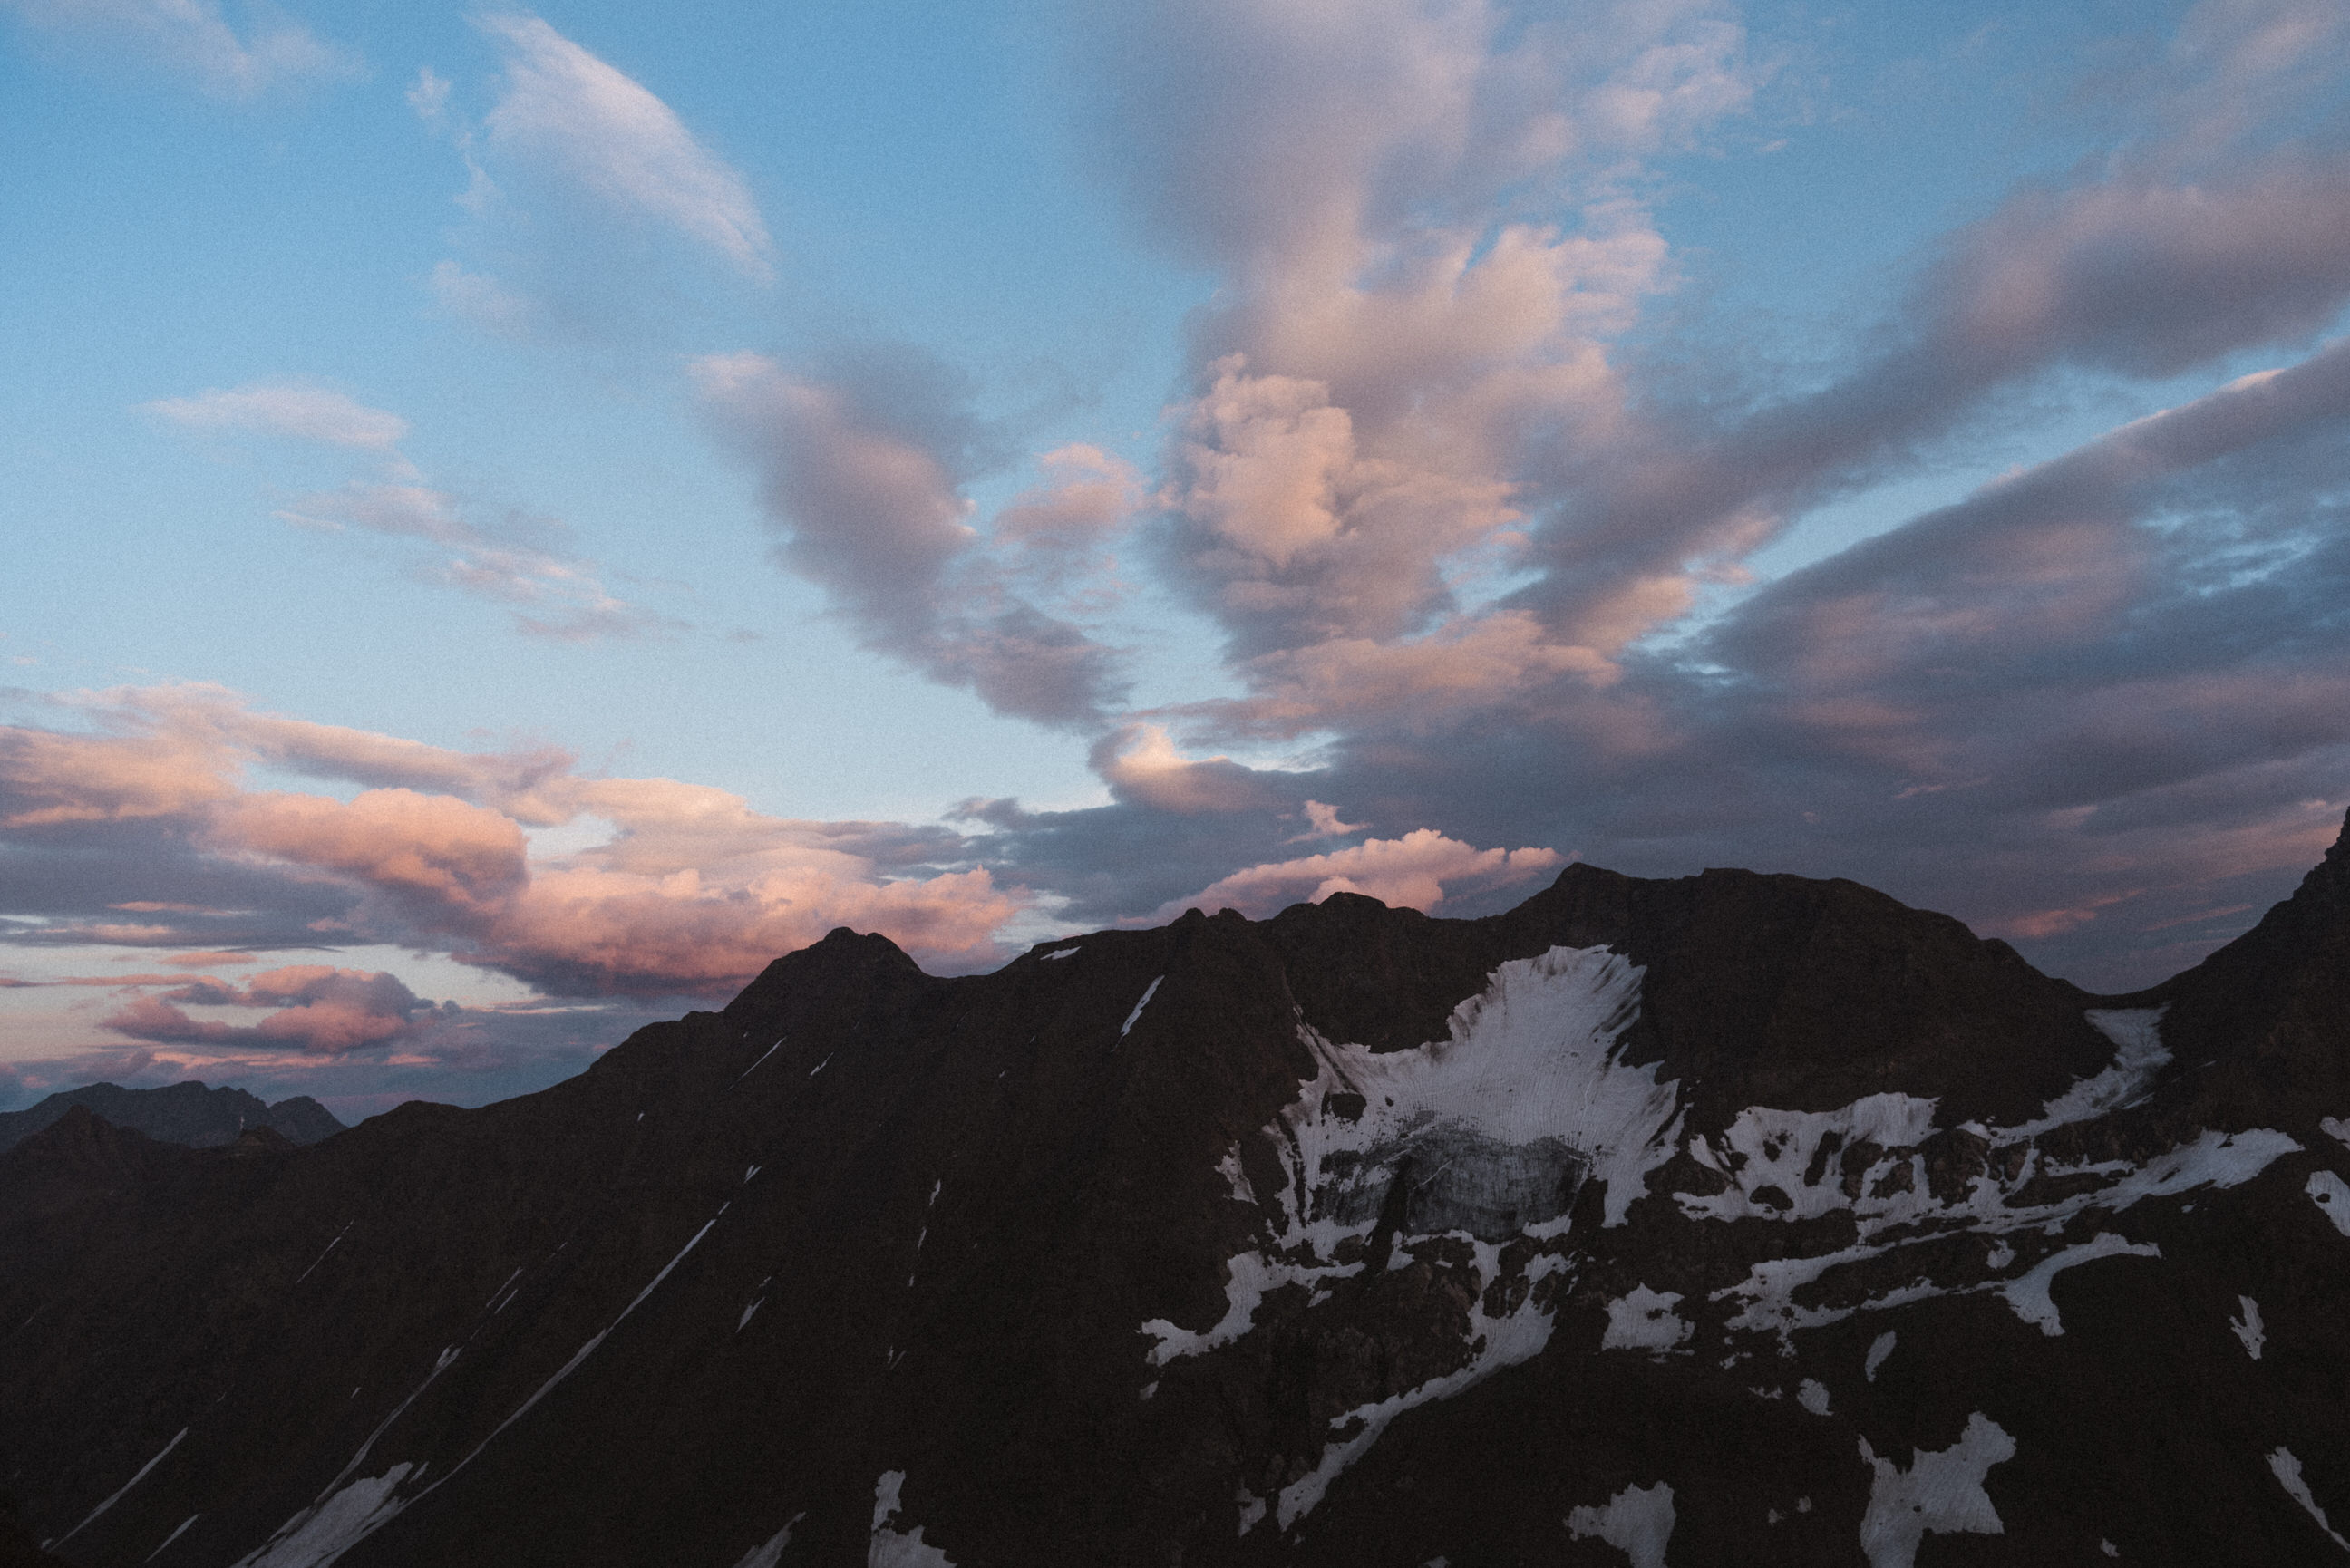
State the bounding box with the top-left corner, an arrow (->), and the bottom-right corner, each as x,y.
5,818 -> 2349,1567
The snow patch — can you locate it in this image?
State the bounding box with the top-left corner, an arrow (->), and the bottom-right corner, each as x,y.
869,1471 -> 957,1566
1602,1287 -> 1691,1353
1041,945 -> 1079,961
2001,1233 -> 2160,1335
1865,1332 -> 1897,1381
2269,1448 -> 2350,1552
1566,1480 -> 1675,1568
233,1465 -> 412,1568
1677,1095 -> 1937,1224
2231,1296 -> 2265,1360
1711,1128 -> 2293,1342
2323,1117 -> 2350,1150
1120,976 -> 1164,1038
1858,1413 -> 2015,1568
2010,1009 -> 2169,1135
1237,1487 -> 1267,1535
1798,1379 -> 1831,1416
2308,1171 -> 2350,1237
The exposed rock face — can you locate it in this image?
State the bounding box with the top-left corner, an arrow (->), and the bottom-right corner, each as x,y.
0,1083 -> 344,1155
4,825 -> 2349,1566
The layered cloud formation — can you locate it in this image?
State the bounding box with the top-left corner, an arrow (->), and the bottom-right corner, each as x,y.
7,0 -> 2350,1115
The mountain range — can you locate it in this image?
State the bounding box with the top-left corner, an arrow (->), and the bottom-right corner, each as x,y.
4,814 -> 2348,1565
0,1084 -> 344,1157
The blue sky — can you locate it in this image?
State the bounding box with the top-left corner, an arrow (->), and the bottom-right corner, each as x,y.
5,0 -> 2347,1118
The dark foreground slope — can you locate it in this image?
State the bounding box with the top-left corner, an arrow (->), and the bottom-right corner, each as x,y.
0,1082 -> 343,1155
4,827 -> 2349,1567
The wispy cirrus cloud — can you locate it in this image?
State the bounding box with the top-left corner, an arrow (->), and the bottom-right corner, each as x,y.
2,0 -> 357,99
144,383 -> 409,451
147,380 -> 672,641
476,12 -> 772,282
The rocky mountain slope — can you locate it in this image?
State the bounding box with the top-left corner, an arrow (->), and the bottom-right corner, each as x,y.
0,1083 -> 343,1155
4,819 -> 2348,1566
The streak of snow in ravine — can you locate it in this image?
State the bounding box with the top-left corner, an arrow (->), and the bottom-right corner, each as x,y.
2230,1295 -> 2265,1359
1865,1331 -> 1897,1381
2309,1170 -> 2350,1237
2002,1233 -> 2161,1335
142,1512 -> 199,1563
738,1298 -> 762,1331
1275,1252 -> 1567,1530
1566,1480 -> 1675,1568
1858,1413 -> 2015,1568
729,1038 -> 787,1090
51,1428 -> 186,1549
730,1513 -> 803,1568
1120,976 -> 1164,1038
869,1472 -> 957,1566
295,1221 -> 354,1285
2271,1448 -> 2350,1552
1041,945 -> 1079,961
1601,1286 -> 1691,1353
232,1466 -> 413,1568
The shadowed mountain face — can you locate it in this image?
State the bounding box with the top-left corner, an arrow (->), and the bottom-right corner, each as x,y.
4,828 -> 2349,1567
0,1083 -> 343,1156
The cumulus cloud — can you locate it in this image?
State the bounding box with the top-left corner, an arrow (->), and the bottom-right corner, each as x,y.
3,0 -> 357,99
102,965 -> 431,1054
1159,828 -> 1561,920
694,349 -> 1130,726
476,12 -> 772,281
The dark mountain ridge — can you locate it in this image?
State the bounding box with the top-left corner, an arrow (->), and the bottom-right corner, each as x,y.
4,826 -> 2347,1566
0,1082 -> 343,1156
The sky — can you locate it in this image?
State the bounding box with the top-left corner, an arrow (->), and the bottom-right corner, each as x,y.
3,0 -> 2347,1121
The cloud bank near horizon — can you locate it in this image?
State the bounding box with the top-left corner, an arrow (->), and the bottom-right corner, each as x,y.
6,0 -> 2350,1117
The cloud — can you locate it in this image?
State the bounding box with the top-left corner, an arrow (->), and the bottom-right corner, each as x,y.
3,0 -> 357,99
0,685 -> 1028,997
142,375 -> 668,642
694,350 -> 1130,726
143,383 -> 409,450
1159,828 -> 1561,920
276,482 -> 671,642
476,12 -> 772,281
1090,725 -> 1286,815
102,965 -> 431,1055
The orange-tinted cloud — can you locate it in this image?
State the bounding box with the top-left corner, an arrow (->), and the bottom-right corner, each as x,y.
1161,828 -> 1561,920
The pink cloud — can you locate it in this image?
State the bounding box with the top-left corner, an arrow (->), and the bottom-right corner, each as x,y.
101,965 -> 430,1056
1160,828 -> 1561,920
216,789 -> 530,919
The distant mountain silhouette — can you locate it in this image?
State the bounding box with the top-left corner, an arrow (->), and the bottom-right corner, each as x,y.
0,1081 -> 342,1155
4,819 -> 2348,1564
